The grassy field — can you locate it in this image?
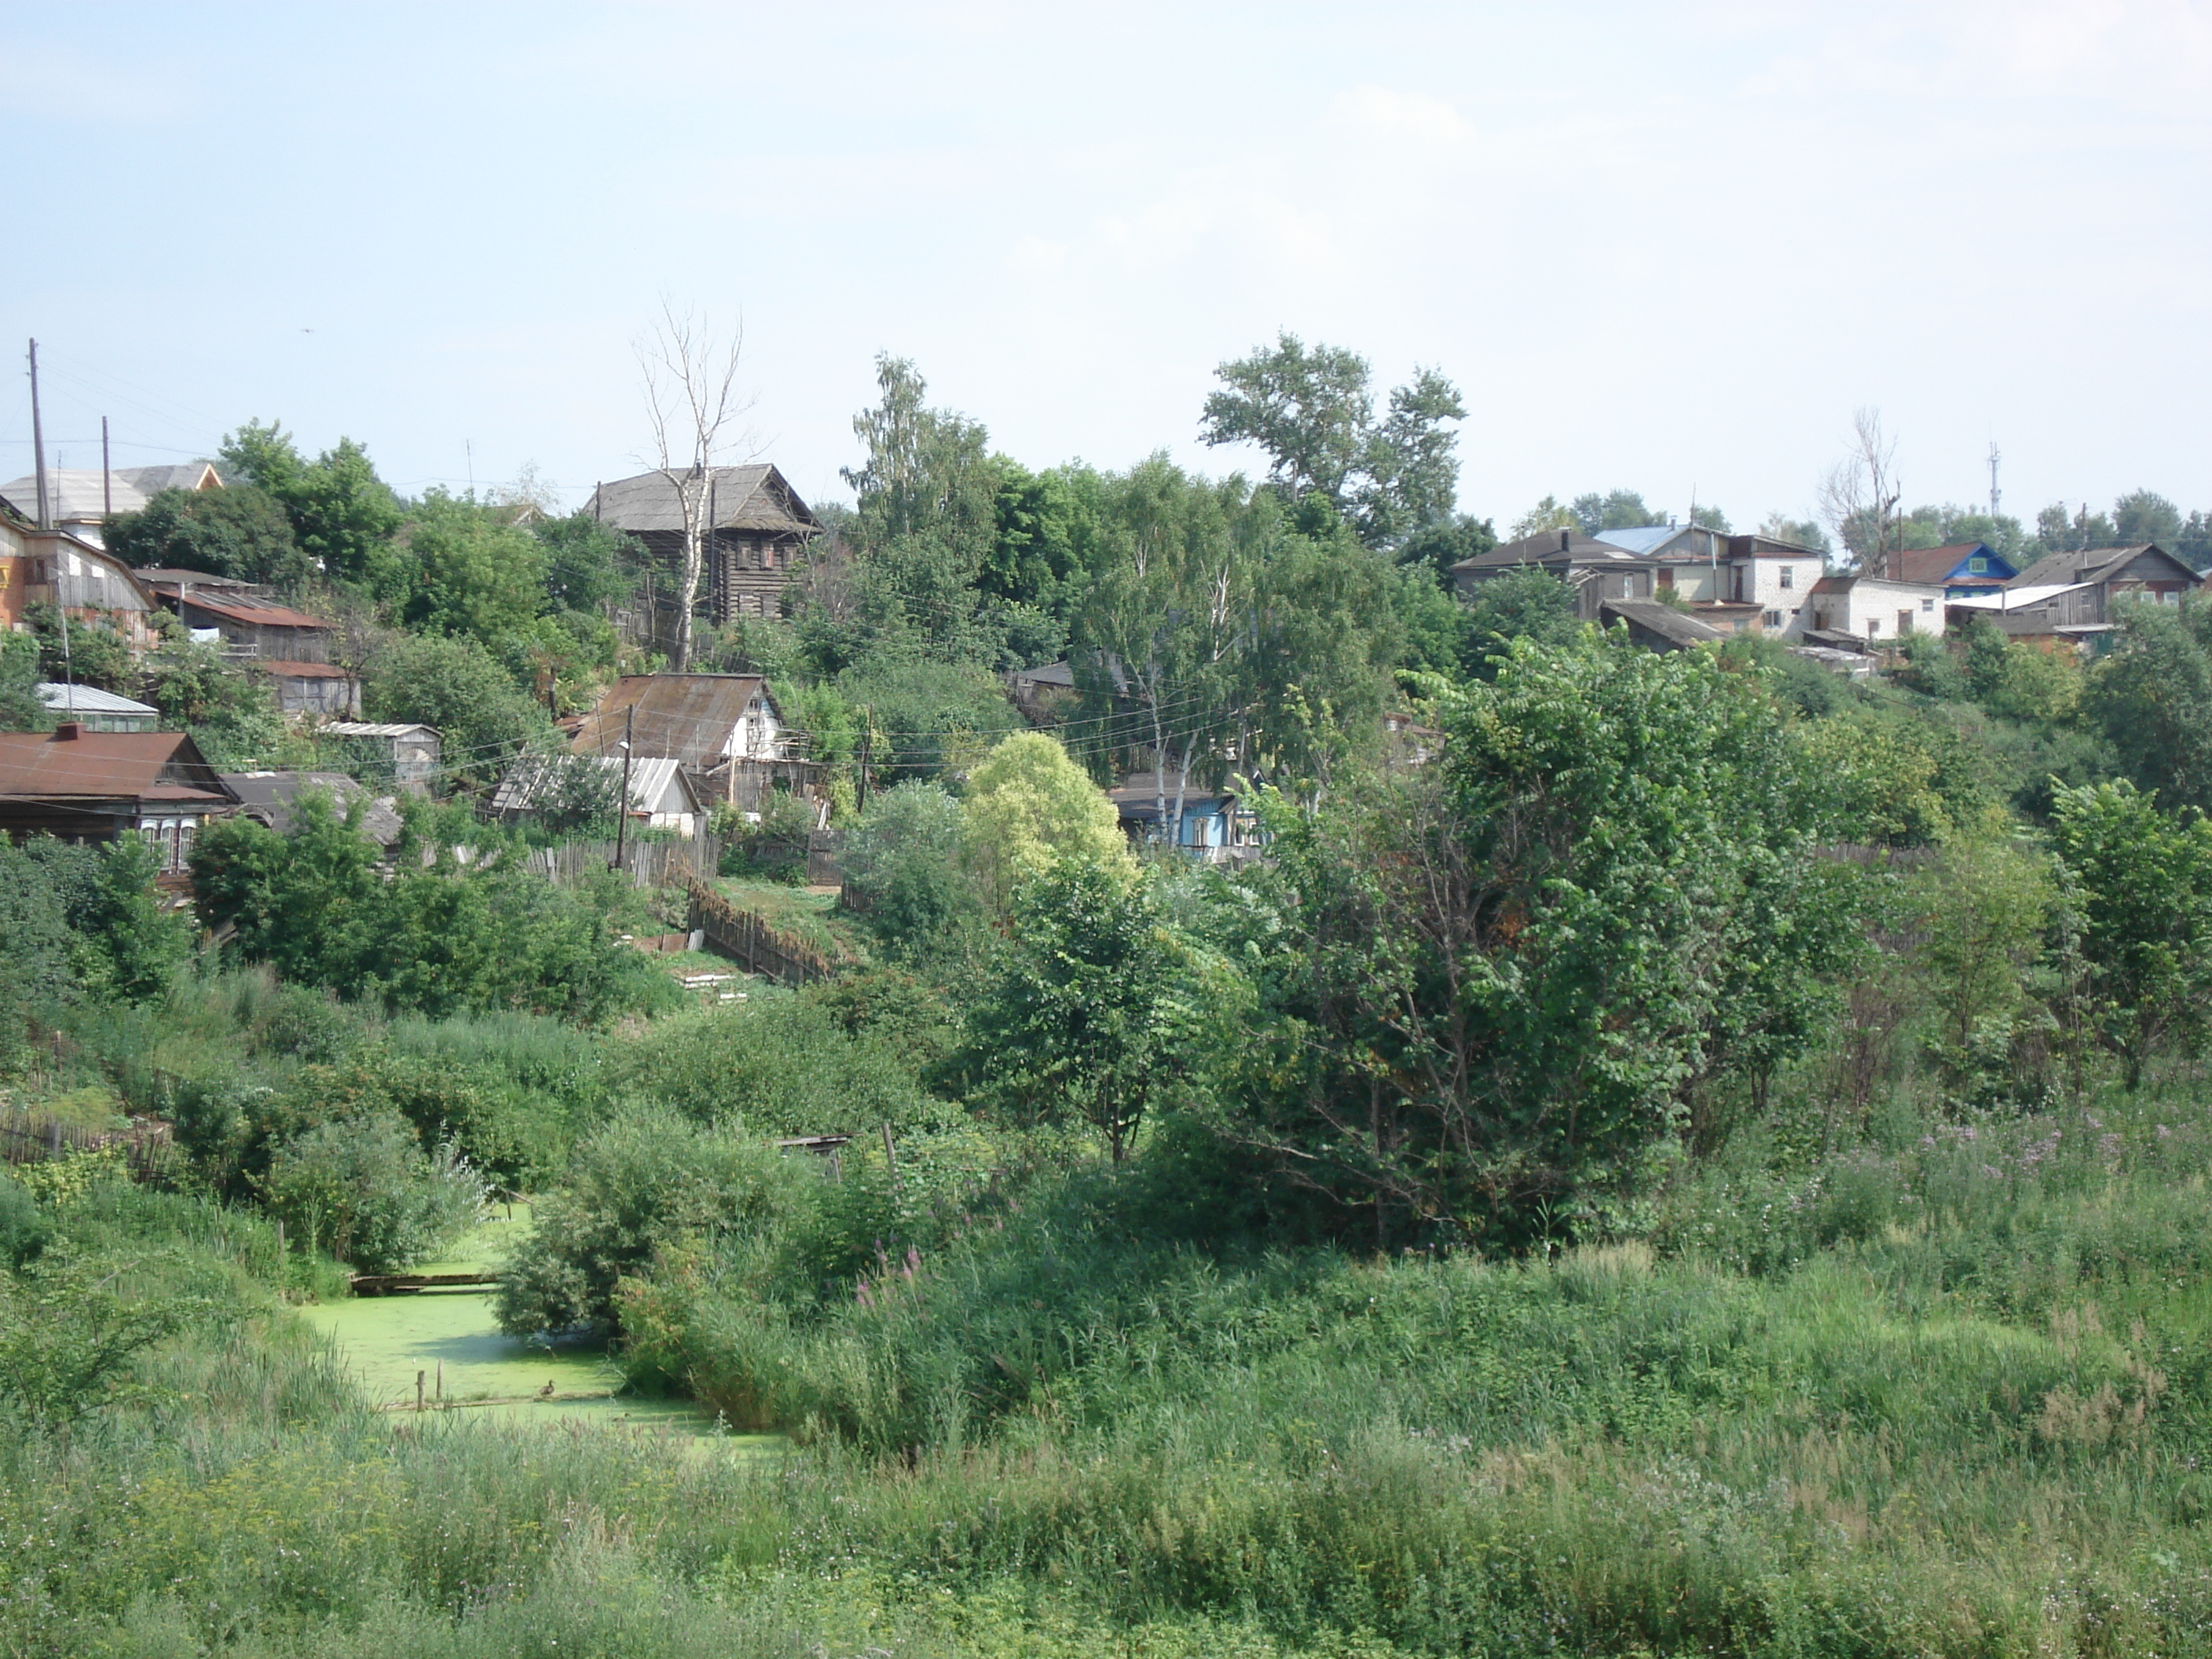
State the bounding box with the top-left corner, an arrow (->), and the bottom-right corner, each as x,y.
10,1073 -> 2212,1656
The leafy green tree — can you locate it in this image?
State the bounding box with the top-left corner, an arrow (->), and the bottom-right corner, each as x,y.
1911,835 -> 2054,1080
2114,489 -> 2185,548
67,833 -> 192,1002
1800,705 -> 1996,846
1199,331 -> 1463,547
1569,490 -> 1656,533
1756,512 -> 1831,554
24,604 -> 135,692
2086,600 -> 2212,813
101,483 -> 311,589
1397,511 -> 1496,585
955,857 -> 1184,1160
960,731 -> 1129,914
0,632 -> 40,731
399,489 -> 548,648
535,510 -> 641,613
2049,778 -> 2212,1088
1508,495 -> 1578,538
1232,632 -> 1853,1247
260,1112 -> 484,1272
2038,500 -> 2119,554
0,840 -> 82,1074
361,631 -> 550,786
219,421 -> 403,591
1460,564 -> 1580,676
838,781 -> 988,965
0,1252 -> 211,1424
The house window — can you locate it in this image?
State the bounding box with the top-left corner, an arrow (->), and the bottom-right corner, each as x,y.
1778,566 -> 1794,591
1868,617 -> 1881,635
1764,610 -> 1782,628
1621,577 -> 1634,597
1968,557 -> 1988,573
1921,597 -> 1935,613
1898,610 -> 1914,635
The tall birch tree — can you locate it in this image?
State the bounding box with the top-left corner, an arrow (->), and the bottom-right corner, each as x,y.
637,302 -> 754,671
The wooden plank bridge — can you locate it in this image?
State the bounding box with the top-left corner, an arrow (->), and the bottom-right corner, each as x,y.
347,1270 -> 501,1296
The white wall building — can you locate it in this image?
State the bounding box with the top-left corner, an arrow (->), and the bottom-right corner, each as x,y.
1797,575 -> 1948,643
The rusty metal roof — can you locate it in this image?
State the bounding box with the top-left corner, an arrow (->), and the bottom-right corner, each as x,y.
0,730 -> 236,804
570,674 -> 779,768
178,593 -> 333,630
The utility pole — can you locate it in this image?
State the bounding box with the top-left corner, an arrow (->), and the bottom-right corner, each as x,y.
27,339 -> 49,529
101,416 -> 112,521
610,705 -> 635,873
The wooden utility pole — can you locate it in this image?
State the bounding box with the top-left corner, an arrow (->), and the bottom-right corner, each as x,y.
101,416 -> 111,520
27,339 -> 49,529
856,706 -> 871,813
610,705 -> 635,873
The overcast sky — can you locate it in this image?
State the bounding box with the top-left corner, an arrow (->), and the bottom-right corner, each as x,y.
3,2 -> 2207,533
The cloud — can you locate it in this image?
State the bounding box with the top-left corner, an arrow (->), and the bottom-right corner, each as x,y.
1334,83 -> 1475,147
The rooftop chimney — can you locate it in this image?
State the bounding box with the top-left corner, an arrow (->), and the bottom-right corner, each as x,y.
1558,527 -> 1572,551
53,721 -> 82,741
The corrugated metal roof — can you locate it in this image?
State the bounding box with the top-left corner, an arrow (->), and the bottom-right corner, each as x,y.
1949,583 -> 2092,610
35,682 -> 159,716
324,722 -> 438,739
0,730 -> 233,804
583,466 -> 822,537
1454,530 -> 1646,570
178,593 -> 333,630
2010,544 -> 2192,590
569,674 -> 778,768
490,754 -> 698,816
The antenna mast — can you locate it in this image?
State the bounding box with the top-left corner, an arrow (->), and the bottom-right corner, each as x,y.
1987,442 -> 2001,520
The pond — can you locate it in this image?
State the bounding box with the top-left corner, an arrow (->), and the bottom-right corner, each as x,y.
298,1207 -> 778,1447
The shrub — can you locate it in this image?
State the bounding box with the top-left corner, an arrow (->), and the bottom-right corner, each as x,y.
260,1112 -> 485,1273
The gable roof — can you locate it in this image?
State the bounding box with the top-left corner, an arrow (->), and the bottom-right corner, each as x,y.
569,673 -> 782,768
175,591 -> 333,631
1592,524 -> 1730,558
35,683 -> 159,719
1453,529 -> 1645,571
1886,542 -> 2010,585
0,462 -> 221,525
584,465 -> 822,538
0,729 -> 234,805
221,771 -> 404,844
490,754 -> 703,819
2010,544 -> 2198,590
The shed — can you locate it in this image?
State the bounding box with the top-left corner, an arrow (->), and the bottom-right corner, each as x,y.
1598,598 -> 1727,652
320,723 -> 441,790
490,753 -> 707,838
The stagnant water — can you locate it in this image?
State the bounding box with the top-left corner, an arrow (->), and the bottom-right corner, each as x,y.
298,1207 -> 779,1447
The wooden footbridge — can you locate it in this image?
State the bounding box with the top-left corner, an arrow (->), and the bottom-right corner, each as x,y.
347,1270 -> 500,1296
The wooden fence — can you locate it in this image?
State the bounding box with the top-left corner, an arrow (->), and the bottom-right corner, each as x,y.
524,835 -> 723,889
0,1109 -> 183,1185
685,880 -> 850,990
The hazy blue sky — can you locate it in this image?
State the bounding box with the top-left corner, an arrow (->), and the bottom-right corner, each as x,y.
3,2 -> 2207,533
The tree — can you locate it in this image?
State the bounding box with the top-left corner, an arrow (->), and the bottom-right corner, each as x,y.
1819,408 -> 1904,573
0,632 -> 40,731
956,857 -> 1183,1161
1228,632 -> 1854,1247
837,782 -> 987,966
1199,331 -> 1463,548
219,421 -> 404,592
1460,564 -> 1580,676
2086,600 -> 2212,813
1397,512 -> 1496,585
1756,512 -> 1831,555
2049,778 -> 2212,1089
102,483 -> 311,589
2114,489 -> 2185,548
637,303 -> 753,671
361,632 -> 549,787
1569,490 -> 1656,534
1508,495 -> 1579,538
959,731 -> 1129,914
536,510 -> 641,614
399,489 -> 548,650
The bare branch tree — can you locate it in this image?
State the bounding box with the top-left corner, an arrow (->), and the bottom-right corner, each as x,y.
635,302 -> 757,670
1818,407 -> 1903,577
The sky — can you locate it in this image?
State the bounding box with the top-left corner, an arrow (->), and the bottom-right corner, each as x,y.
2,1 -> 2208,533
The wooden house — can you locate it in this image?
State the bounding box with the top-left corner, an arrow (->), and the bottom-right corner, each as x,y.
0,726 -> 239,876
0,500 -> 163,651
490,754 -> 707,839
569,673 -> 816,810
1110,771 -> 1265,865
584,466 -> 822,638
1451,528 -> 1654,618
